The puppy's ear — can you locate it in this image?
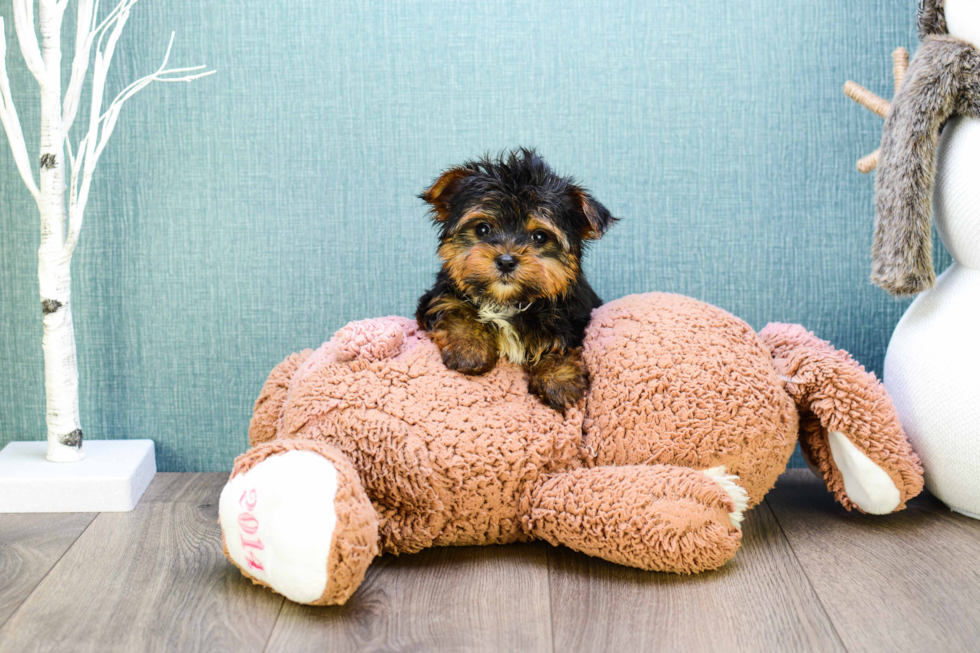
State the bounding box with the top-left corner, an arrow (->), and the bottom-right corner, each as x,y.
420,166 -> 474,223
569,187 -> 618,240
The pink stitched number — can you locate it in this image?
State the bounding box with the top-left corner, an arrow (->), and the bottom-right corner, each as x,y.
241,533 -> 264,550
244,550 -> 265,571
237,488 -> 264,571
239,489 -> 257,511
238,513 -> 260,534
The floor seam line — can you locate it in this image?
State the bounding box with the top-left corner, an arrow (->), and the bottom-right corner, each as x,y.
261,598 -> 286,653
764,496 -> 851,653
546,546 -> 557,653
0,511 -> 100,633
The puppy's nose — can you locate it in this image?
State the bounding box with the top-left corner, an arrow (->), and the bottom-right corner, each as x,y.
495,254 -> 518,273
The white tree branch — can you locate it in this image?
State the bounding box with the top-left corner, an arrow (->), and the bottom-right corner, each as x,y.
66,22 -> 214,256
12,0 -> 47,84
66,131 -> 83,209
5,0 -> 214,461
94,32 -> 214,162
61,0 -> 96,137
63,0 -> 141,138
0,17 -> 41,202
66,0 -> 132,254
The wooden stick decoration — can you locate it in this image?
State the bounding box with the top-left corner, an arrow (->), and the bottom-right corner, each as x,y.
844,48 -> 909,173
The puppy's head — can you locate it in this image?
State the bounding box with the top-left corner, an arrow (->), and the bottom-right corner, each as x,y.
420,148 -> 616,306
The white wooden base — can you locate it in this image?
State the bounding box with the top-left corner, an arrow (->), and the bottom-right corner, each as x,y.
0,440 -> 156,513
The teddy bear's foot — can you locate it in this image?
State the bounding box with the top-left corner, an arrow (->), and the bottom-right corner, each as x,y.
526,464 -> 745,573
220,450 -> 339,603
759,323 -> 924,513
219,441 -> 379,605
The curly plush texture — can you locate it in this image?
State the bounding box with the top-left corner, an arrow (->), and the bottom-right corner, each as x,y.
248,350 -> 313,446
581,294 -> 799,505
222,292 -> 924,605
271,317 -> 584,554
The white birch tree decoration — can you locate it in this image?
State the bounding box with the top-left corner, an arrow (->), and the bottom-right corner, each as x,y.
0,0 -> 213,462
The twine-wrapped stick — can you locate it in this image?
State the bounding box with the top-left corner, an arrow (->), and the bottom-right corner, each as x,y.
844,48 -> 909,173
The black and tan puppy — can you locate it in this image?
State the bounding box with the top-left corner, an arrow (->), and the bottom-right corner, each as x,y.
416,149 -> 617,412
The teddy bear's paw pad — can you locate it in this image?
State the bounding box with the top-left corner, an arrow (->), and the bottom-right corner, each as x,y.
702,466 -> 749,528
827,431 -> 901,514
219,451 -> 338,603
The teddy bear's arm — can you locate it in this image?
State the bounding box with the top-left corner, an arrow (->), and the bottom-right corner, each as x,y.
873,35 -> 978,296
523,465 -> 747,573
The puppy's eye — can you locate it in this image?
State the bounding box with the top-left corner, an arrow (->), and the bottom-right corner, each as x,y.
475,223 -> 491,238
532,230 -> 549,245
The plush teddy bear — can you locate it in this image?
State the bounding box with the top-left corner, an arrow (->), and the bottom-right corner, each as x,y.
218,293 -> 923,606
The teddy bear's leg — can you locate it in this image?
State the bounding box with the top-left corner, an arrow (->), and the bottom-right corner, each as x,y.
524,464 -> 748,573
759,323 -> 924,514
219,440 -> 379,606
248,350 -> 314,446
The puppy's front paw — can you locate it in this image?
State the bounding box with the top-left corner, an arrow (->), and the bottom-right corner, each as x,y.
527,350 -> 588,412
439,335 -> 499,375
528,373 -> 588,412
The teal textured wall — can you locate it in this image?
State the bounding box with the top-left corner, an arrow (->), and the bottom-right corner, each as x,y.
0,0 -> 947,471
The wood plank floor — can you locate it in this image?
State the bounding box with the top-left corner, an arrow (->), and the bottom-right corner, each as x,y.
1,469 -> 977,653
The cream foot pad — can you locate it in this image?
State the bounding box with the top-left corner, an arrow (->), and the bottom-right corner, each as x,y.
219,451 -> 338,603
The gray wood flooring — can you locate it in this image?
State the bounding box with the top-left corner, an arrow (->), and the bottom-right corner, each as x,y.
1,469 -> 977,653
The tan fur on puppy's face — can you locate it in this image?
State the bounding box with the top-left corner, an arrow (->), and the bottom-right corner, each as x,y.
437,215 -> 580,306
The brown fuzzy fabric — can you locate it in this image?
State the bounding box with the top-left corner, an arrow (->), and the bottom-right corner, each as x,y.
918,0 -> 947,39
580,294 -> 799,506
759,324 -> 924,511
308,443 -> 379,606
248,350 -> 314,445
525,465 -> 741,573
874,34 -> 980,296
276,319 -> 585,555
